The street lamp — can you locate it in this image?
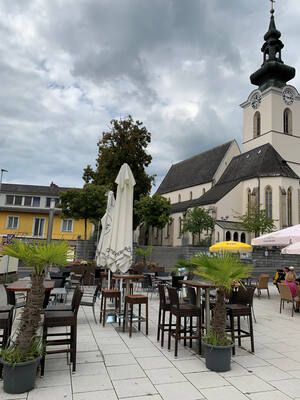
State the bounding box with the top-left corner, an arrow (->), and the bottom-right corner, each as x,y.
0,169 -> 8,192
46,198 -> 56,244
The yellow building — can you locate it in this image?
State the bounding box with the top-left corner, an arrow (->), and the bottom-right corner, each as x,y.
0,183 -> 93,242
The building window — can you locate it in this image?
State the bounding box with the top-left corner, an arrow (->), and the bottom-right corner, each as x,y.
283,108 -> 292,134
6,216 -> 19,229
241,232 -> 246,243
179,217 -> 182,237
226,231 -> 231,241
32,197 -> 40,207
33,217 -> 45,237
233,232 -> 238,241
190,191 -> 193,200
253,111 -> 261,137
24,196 -> 32,206
61,219 -> 73,232
203,188 -> 206,195
265,186 -> 272,219
5,195 -> 14,205
247,188 -> 251,213
6,195 -> 41,207
14,196 -> 22,205
288,187 -> 292,226
46,198 -> 59,208
178,194 -> 181,203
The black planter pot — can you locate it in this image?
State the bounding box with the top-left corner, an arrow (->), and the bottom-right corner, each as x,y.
202,341 -> 234,372
1,357 -> 40,394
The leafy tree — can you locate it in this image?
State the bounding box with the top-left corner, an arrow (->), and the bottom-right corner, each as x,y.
182,207 -> 215,244
58,184 -> 107,257
83,115 -> 155,228
237,205 -> 276,237
135,194 -> 172,229
134,247 -> 152,267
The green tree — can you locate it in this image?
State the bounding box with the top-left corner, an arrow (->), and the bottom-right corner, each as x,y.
191,253 -> 253,345
58,184 -> 107,257
237,205 -> 276,237
83,115 -> 155,228
0,240 -> 69,360
182,207 -> 215,244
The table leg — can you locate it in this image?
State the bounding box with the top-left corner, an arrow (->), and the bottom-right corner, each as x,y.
196,288 -> 201,307
205,288 -> 210,333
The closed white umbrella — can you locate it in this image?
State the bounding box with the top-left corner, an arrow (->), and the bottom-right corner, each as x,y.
95,191 -> 115,267
251,224 -> 300,247
281,242 -> 300,255
106,163 -> 136,273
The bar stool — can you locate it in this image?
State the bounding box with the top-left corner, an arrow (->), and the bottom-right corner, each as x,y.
100,289 -> 121,327
167,286 -> 202,357
157,284 -> 174,347
41,286 -> 83,375
123,295 -> 148,337
122,281 -> 133,294
226,285 -> 255,355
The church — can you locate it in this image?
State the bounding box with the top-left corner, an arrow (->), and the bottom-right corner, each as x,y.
154,8 -> 300,246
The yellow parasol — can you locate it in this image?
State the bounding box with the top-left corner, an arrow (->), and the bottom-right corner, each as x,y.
209,241 -> 252,253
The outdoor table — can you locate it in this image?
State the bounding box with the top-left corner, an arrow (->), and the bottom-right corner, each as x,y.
179,279 -> 216,332
6,280 -> 55,292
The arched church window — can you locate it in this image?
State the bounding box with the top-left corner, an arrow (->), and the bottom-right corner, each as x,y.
179,217 -> 182,236
247,188 -> 251,213
253,111 -> 261,137
283,108 -> 292,134
241,233 -> 246,243
233,232 -> 238,241
288,187 -> 292,226
203,188 -> 206,195
226,231 -> 231,241
190,191 -> 193,200
265,186 -> 272,219
178,194 -> 181,203
217,232 -> 220,242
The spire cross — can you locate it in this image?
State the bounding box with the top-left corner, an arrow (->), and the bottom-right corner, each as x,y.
270,0 -> 275,14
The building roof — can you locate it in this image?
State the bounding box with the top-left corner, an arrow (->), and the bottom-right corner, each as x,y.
215,220 -> 244,231
171,143 -> 299,212
156,141 -> 234,195
1,183 -> 72,196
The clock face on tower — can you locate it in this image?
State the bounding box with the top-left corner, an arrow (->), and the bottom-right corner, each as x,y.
251,92 -> 262,109
282,88 -> 295,105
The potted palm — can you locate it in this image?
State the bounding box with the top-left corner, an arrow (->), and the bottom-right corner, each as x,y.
191,253 -> 253,372
0,240 -> 70,394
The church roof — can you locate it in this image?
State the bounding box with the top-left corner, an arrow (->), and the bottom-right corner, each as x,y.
171,143 -> 299,211
156,141 -> 233,195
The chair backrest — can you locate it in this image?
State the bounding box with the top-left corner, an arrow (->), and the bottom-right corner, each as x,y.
71,286 -> 83,315
4,285 -> 16,306
258,274 -> 269,289
278,283 -> 293,302
187,286 -> 197,305
144,274 -> 153,288
231,285 -> 256,306
93,284 -> 102,303
158,284 -> 167,307
172,276 -> 184,289
94,268 -> 101,279
80,270 -> 87,284
167,286 -> 180,308
53,277 -> 65,288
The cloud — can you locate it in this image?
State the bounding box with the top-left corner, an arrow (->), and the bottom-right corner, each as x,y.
0,0 -> 299,191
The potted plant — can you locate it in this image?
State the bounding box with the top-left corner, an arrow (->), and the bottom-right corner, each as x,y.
0,240 -> 70,394
191,253 -> 253,372
172,259 -> 195,279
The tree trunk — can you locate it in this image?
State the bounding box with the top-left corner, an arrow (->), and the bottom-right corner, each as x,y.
211,288 -> 227,343
15,274 -> 45,354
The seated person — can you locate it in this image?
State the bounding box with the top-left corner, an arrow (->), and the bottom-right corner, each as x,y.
273,269 -> 285,289
284,271 -> 298,298
289,266 -> 297,281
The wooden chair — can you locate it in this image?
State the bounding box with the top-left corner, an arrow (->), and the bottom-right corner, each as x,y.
167,286 -> 202,357
123,294 -> 148,337
226,285 -> 255,355
4,285 -> 26,320
278,283 -> 295,317
256,274 -> 270,298
157,284 -> 172,347
41,286 -> 83,375
80,284 -> 101,323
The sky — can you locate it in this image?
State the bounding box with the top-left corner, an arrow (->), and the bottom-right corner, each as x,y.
1,0 -> 300,191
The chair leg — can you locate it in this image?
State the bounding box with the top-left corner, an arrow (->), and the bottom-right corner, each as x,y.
249,314 -> 254,353
138,304 -> 141,331
40,325 -> 47,377
252,306 -> 257,323
161,309 -> 166,347
103,296 -> 107,327
168,312 -> 172,350
157,306 -> 161,342
72,324 -> 77,372
174,316 -> 180,357
145,300 -> 148,335
197,314 -> 202,355
123,300 -> 127,332
184,317 -> 187,347
190,316 -> 193,348
129,304 -> 133,337
100,295 -> 104,323
92,304 -> 97,324
237,316 -> 241,347
230,313 -> 235,356
267,288 -> 270,299
280,299 -> 282,313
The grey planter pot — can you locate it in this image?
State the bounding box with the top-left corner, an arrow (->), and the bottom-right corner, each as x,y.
1,357 -> 40,394
202,341 -> 234,372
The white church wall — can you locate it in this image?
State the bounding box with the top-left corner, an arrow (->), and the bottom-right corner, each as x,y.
276,177 -> 300,227
271,133 -> 300,176
162,182 -> 212,204
172,212 -> 184,247
215,182 -> 243,221
213,141 -> 241,183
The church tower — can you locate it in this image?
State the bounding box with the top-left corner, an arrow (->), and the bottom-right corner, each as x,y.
241,6 -> 300,176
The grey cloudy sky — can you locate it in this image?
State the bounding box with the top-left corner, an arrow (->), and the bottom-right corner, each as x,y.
1,0 -> 300,190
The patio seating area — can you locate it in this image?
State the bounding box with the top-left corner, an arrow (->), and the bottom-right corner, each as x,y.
2,282 -> 300,400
